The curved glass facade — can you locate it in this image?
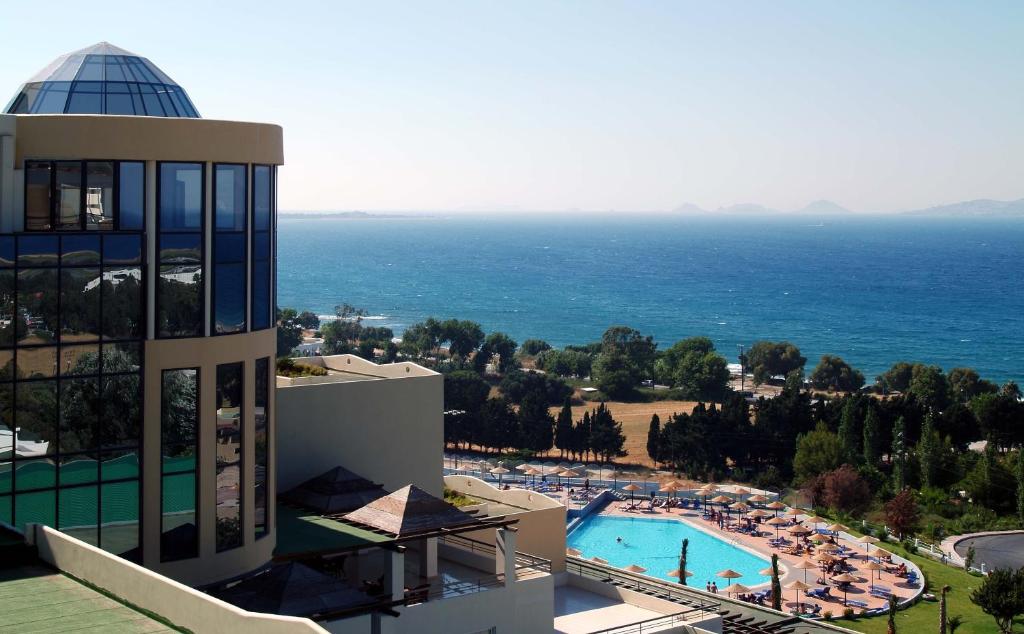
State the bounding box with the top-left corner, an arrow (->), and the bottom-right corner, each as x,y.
5,43 -> 200,117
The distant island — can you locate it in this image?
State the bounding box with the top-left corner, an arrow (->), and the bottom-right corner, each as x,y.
280,211 -> 425,219
672,197 -> 1024,217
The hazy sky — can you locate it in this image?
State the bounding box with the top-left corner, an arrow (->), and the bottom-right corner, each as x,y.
2,1 -> 1022,213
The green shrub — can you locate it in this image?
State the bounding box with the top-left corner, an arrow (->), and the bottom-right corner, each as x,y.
823,611 -> 833,621
276,357 -> 328,377
843,608 -> 855,619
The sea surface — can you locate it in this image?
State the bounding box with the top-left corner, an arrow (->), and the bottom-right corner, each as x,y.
277,214 -> 1024,385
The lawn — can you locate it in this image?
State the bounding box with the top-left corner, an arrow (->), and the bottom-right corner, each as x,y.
835,542 -> 997,634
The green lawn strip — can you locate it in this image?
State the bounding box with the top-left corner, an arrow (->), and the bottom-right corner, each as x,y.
59,571 -> 192,634
829,542 -> 995,634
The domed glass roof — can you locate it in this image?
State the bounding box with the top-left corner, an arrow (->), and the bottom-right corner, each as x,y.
4,42 -> 200,117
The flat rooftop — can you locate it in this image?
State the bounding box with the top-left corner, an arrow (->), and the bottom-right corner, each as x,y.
554,585 -> 666,634
277,354 -> 438,387
0,565 -> 178,633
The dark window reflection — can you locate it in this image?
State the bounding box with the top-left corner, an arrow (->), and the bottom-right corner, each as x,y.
215,165 -> 246,231
158,266 -> 202,338
254,357 -> 269,539
17,269 -> 58,344
59,378 -> 100,453
216,362 -> 242,552
59,484 -> 98,546
252,166 -> 272,330
54,162 -> 82,230
85,162 -> 114,230
118,162 -> 145,230
161,368 -> 198,562
159,163 -> 203,231
60,268 -> 101,342
15,381 -> 57,456
25,162 -> 52,231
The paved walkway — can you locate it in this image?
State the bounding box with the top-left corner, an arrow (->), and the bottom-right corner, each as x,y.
0,565 -> 175,633
951,531 -> 1024,570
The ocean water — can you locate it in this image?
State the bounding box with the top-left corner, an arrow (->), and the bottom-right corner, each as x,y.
276,214 -> 1024,385
567,514 -> 769,585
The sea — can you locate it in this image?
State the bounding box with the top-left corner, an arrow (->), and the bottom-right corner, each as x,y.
276,213 -> 1024,386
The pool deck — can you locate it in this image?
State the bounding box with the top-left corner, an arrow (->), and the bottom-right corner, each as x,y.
587,499 -> 918,616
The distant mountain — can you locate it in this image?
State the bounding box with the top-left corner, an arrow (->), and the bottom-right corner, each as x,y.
716,203 -> 776,214
902,198 -> 1024,217
794,199 -> 851,215
671,202 -> 708,215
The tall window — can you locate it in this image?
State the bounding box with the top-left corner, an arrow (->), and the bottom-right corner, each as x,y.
251,166 -> 272,330
0,234 -> 143,559
254,357 -> 269,539
215,362 -> 243,551
161,368 -> 199,562
213,165 -> 247,335
157,163 -> 203,338
23,160 -> 142,232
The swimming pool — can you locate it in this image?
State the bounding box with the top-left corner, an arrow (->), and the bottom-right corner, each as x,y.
568,515 -> 770,587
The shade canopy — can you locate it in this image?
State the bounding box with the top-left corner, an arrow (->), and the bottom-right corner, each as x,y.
558,469 -> 581,478
765,516 -> 789,526
210,562 -> 376,618
667,569 -> 694,578
622,564 -> 647,573
857,535 -> 880,544
805,515 -> 828,524
833,573 -> 859,583
622,484 -> 642,492
710,495 -> 733,504
747,494 -> 769,503
785,507 -> 805,516
716,569 -> 743,579
280,466 -> 387,515
733,487 -> 751,495
343,484 -> 477,537
870,548 -> 892,558
863,561 -> 885,571
5,42 -> 200,117
826,523 -> 849,532
788,525 -> 812,535
730,502 -> 750,511
759,567 -> 776,576
748,509 -> 771,518
728,583 -> 752,594
785,580 -> 813,591
658,483 -> 680,493
766,501 -> 787,510
794,559 -> 818,570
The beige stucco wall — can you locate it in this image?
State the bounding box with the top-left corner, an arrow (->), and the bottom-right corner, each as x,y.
276,370 -> 444,497
143,328 -> 277,586
444,475 -> 567,573
33,524 -> 326,634
11,114 -> 283,164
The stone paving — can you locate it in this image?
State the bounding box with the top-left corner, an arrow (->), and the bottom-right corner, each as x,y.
0,565 -> 176,633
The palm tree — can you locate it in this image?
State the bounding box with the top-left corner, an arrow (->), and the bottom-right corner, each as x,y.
771,554 -> 782,611
939,585 -> 951,634
887,593 -> 898,634
947,615 -> 964,634
678,538 -> 689,586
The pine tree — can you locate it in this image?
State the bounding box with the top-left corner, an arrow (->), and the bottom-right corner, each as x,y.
919,413 -> 941,489
771,554 -> 782,611
838,397 -> 861,462
863,404 -> 882,466
1016,449 -> 1024,526
647,414 -> 662,466
939,585 -> 950,634
555,398 -> 574,459
892,416 -> 906,490
590,403 -> 626,463
574,411 -> 591,462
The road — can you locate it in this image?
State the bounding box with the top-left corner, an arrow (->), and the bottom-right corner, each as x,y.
954,532 -> 1024,571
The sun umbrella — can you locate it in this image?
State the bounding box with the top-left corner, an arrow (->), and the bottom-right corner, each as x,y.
785,507 -> 805,517
558,468 -> 580,488
809,533 -> 829,543
622,564 -> 647,573
591,556 -> 609,564
816,552 -> 837,563
869,547 -> 891,559
747,494 -> 769,503
733,487 -> 751,500
759,566 -> 776,576
765,515 -> 788,538
667,568 -> 694,578
524,467 -> 542,487
863,561 -> 885,588
788,524 -> 812,535
728,582 -> 752,597
489,466 -> 510,486
748,509 -> 771,519
710,495 -> 733,504
730,501 -> 750,511
794,559 -> 818,583
622,483 -> 641,504
826,523 -> 848,533
766,501 -> 787,515
716,569 -> 743,586
659,482 -> 680,500
832,572 -> 859,605
857,535 -> 880,551
818,543 -> 841,553
785,580 -> 814,613
567,547 -> 582,557
805,515 -> 827,532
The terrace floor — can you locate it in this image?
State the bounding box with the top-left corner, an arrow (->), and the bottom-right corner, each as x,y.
553,585 -> 666,634
0,565 -> 176,633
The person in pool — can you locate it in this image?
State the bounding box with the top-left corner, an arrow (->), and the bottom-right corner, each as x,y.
616,536 -> 623,543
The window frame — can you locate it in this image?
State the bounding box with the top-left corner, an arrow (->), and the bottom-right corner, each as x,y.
22,159 -> 147,233
211,163 -> 248,336
214,361 -> 244,552
159,366 -> 200,563
250,165 -> 273,331
155,161 -> 205,340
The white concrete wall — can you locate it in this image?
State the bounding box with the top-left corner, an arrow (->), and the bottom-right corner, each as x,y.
32,524 -> 327,634
277,368 -> 443,497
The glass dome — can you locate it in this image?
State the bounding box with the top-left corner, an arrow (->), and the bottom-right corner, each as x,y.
5,42 -> 200,117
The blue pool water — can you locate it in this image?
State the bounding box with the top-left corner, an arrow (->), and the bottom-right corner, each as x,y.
568,515 -> 770,586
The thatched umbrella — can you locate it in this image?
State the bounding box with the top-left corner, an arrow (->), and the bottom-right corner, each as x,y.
794,559 -> 818,583
785,580 -> 814,613
489,466 -> 510,486
566,547 -> 582,557
857,535 -> 880,554
558,468 -> 580,488
524,467 -> 542,487
804,514 -> 827,532
659,482 -> 680,501
832,572 -> 859,605
622,564 -> 647,574
759,566 -> 776,577
747,493 -> 769,504
622,483 -> 641,505
809,533 -> 829,544
728,582 -> 752,598
765,515 -> 788,539
667,568 -> 694,579
748,509 -> 771,519
785,507 -> 805,518
716,569 -> 743,587
826,522 -> 848,534
869,547 -> 891,560
766,500 -> 787,515
863,561 -> 885,589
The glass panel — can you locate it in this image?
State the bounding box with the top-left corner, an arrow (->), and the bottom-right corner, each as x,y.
105,93 -> 135,115
102,266 -> 142,340
14,489 -> 55,531
0,236 -> 14,268
0,496 -> 10,526
159,163 -> 202,231
101,374 -> 140,449
253,166 -> 270,230
61,268 -> 101,342
214,233 -> 245,263
118,163 -> 145,230
17,269 -> 58,345
76,58 -> 104,81
103,234 -> 142,265
15,381 -> 57,455
161,369 -> 198,445
213,263 -> 245,335
60,454 -> 98,485
254,357 -> 269,538
216,362 -> 242,552
251,260 -> 270,330
101,480 -> 139,560
161,472 -> 197,561
66,90 -> 103,114
101,343 -> 141,372
215,165 -> 246,231
158,265 -> 202,338
18,235 -> 59,267
59,485 -> 98,546
61,235 -> 101,266
159,233 -> 201,264
0,352 -> 13,381
252,232 -> 271,261
101,450 -> 140,481
85,162 -> 115,230
34,84 -> 70,114
0,270 -> 14,348
14,459 -> 56,491
59,378 -> 100,453
54,161 -> 82,230
16,346 -> 57,379
25,161 -> 52,231
60,344 -> 99,375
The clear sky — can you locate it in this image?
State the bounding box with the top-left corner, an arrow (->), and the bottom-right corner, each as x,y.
1,1 -> 1022,213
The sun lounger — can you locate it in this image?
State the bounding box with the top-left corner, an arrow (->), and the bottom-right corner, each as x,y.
846,599 -> 869,609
